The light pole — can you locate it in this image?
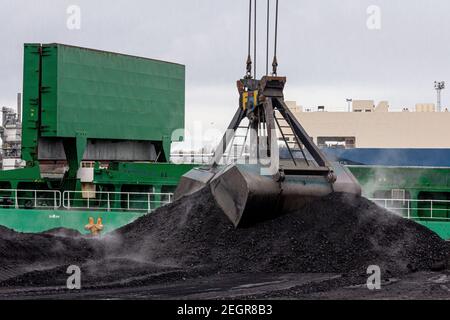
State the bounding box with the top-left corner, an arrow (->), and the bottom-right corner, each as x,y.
346,99 -> 353,112
434,81 -> 445,112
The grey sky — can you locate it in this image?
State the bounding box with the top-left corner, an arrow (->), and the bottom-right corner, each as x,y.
1,0 -> 450,136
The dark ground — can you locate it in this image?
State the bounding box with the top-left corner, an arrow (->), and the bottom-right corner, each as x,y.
0,270 -> 449,300
0,190 -> 449,300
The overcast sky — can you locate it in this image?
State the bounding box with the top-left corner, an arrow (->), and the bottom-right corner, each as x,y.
1,0 -> 450,140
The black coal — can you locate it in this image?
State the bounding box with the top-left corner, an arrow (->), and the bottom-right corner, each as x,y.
0,189 -> 448,289
112,190 -> 448,275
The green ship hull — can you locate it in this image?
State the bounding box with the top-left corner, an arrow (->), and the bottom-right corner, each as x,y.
0,208 -> 143,234
0,165 -> 447,240
348,165 -> 450,240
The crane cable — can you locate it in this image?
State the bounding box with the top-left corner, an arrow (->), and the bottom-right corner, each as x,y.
245,0 -> 252,79
254,0 -> 257,78
266,0 -> 270,76
246,0 -> 280,78
272,0 -> 279,76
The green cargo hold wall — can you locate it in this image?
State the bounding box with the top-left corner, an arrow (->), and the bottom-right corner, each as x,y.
22,43 -> 185,163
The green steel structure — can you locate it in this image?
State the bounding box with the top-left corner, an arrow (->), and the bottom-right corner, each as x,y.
20,43 -> 185,187
22,44 -> 184,156
0,44 -> 192,234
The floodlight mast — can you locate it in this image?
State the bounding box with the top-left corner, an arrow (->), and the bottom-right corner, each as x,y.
434,81 -> 445,112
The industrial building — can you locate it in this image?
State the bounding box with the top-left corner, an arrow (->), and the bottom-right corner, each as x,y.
286,100 -> 450,149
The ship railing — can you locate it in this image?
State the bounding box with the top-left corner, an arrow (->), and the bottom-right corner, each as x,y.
170,153 -> 214,164
170,153 -> 252,165
371,198 -> 450,221
0,189 -> 61,209
62,190 -> 174,213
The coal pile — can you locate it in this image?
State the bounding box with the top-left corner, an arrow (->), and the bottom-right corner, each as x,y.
112,189 -> 449,276
0,225 -> 107,285
0,225 -> 104,267
0,189 -> 448,289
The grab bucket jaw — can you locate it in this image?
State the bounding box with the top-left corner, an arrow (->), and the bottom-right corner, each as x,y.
174,163 -> 361,228
174,167 -> 216,201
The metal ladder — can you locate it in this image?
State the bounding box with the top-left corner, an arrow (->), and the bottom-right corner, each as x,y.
274,110 -> 310,166
224,121 -> 251,164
